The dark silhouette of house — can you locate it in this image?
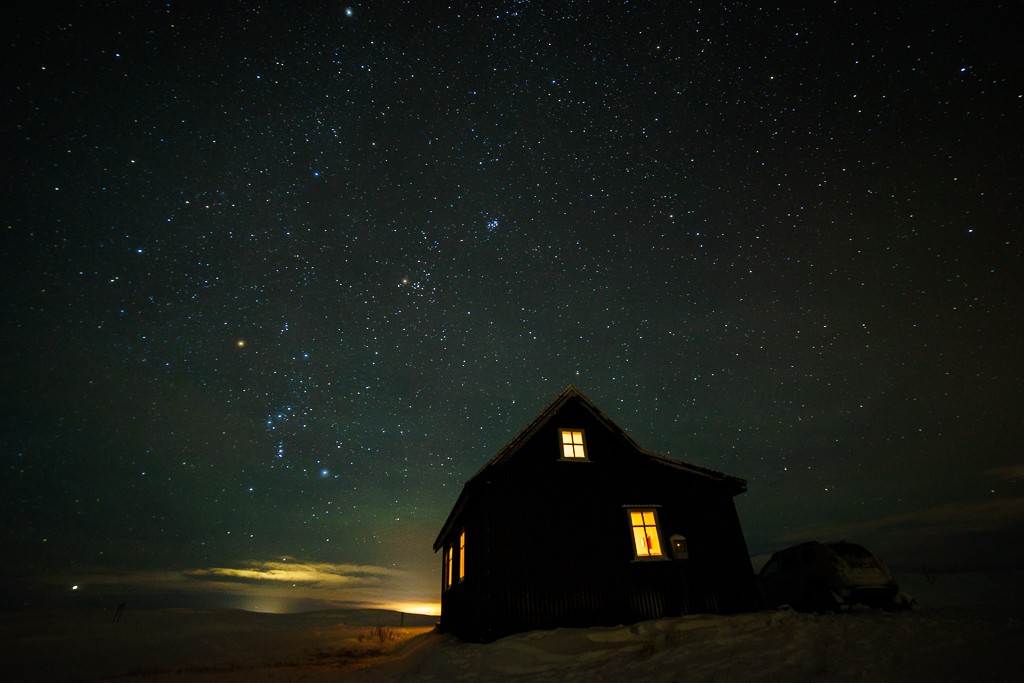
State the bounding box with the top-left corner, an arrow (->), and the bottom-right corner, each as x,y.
433,385 -> 759,642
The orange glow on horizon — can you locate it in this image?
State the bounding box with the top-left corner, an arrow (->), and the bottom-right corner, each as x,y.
382,601 -> 441,617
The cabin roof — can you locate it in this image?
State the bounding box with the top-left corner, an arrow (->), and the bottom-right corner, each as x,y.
433,385 -> 747,550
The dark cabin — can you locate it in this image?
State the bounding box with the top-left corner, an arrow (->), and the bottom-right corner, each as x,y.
433,386 -> 759,642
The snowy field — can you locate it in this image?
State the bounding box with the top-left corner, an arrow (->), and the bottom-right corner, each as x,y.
2,572 -> 1021,682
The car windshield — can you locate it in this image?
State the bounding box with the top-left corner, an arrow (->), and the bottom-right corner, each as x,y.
827,543 -> 873,559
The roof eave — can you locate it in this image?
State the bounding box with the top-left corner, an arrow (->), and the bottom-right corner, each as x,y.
432,484 -> 470,551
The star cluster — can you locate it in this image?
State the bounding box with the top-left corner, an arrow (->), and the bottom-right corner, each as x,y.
2,1 -> 1022,607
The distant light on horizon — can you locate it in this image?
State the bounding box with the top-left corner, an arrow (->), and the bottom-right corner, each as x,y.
226,594 -> 440,616
383,601 -> 441,617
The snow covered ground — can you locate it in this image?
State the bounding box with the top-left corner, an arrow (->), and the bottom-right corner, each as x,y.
2,572 -> 1020,682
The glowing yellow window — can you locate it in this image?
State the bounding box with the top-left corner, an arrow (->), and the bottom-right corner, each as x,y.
458,530 -> 466,581
629,510 -> 663,558
444,545 -> 453,588
560,429 -> 587,459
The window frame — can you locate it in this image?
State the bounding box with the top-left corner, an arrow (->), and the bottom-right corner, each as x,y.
442,543 -> 453,590
458,529 -> 466,582
442,529 -> 466,591
558,428 -> 589,461
625,506 -> 667,561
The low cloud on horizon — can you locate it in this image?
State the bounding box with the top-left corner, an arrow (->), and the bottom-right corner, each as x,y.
185,558 -> 402,586
773,497 -> 1024,572
784,497 -> 1024,541
35,557 -> 439,615
984,464 -> 1024,482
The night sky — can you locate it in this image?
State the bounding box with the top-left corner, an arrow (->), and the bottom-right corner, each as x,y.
3,1 -> 1022,614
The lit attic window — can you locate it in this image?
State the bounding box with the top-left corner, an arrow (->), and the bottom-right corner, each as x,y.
560,429 -> 587,459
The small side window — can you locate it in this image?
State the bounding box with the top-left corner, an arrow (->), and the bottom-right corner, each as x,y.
458,529 -> 466,582
442,531 -> 466,589
442,544 -> 453,589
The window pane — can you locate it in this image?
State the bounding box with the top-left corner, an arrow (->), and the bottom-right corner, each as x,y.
630,511 -> 644,526
646,528 -> 662,556
458,531 -> 465,580
560,430 -> 586,458
633,527 -> 650,556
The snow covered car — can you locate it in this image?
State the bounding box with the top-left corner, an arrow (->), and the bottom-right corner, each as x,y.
758,541 -> 904,611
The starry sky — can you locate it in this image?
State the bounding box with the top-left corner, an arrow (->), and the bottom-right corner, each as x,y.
2,1 -> 1022,613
